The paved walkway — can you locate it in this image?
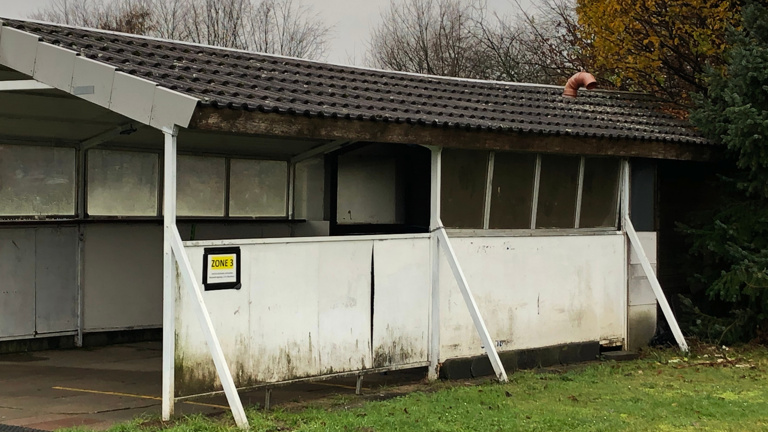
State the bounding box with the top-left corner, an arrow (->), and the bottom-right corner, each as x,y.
0,342 -> 425,431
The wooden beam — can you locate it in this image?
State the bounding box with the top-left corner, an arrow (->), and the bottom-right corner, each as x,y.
189,107 -> 716,162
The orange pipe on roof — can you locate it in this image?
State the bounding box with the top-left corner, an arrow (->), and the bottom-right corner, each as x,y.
563,72 -> 597,98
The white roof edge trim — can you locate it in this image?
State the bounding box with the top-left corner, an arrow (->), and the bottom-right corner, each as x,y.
0,21 -> 199,130
3,16 -> 566,91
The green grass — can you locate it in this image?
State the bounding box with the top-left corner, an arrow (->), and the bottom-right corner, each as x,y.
72,345 -> 768,431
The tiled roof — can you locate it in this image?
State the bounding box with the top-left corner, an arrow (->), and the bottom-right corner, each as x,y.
2,19 -> 708,145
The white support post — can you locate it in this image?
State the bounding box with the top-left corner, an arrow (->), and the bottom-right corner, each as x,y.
436,223 -> 508,382
624,217 -> 689,352
620,159 -> 630,348
574,157 -> 585,228
75,149 -> 86,348
530,155 -> 542,229
482,152 -> 495,229
428,147 -> 442,381
170,228 -> 250,428
162,127 -> 178,421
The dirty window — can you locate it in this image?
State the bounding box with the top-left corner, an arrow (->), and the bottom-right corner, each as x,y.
294,157 -> 324,220
229,159 -> 288,217
441,149 -> 488,229
177,155 -> 226,217
580,157 -> 620,228
489,152 -> 537,229
87,149 -> 159,216
535,154 -> 580,229
0,145 -> 76,216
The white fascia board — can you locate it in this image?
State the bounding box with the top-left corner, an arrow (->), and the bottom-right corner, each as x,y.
33,43 -> 77,91
150,86 -> 198,130
110,71 -> 157,125
0,23 -> 199,130
72,56 -> 116,108
0,27 -> 40,76
0,80 -> 53,91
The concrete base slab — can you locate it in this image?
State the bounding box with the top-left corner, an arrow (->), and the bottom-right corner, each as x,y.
0,342 -> 427,431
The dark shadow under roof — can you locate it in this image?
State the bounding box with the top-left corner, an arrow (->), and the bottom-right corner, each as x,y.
2,18 -> 707,146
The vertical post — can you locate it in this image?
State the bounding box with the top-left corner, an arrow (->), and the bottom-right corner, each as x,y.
162,126 -> 178,421
482,152 -> 495,229
530,155 -> 542,229
428,146 -> 442,381
621,159 -> 630,350
288,161 -> 296,219
574,156 -> 586,228
75,149 -> 86,347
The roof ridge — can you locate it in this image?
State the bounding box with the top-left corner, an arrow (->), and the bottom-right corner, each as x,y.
1,16 -> 569,91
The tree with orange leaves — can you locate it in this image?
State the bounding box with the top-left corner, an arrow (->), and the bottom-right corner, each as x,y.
577,0 -> 742,105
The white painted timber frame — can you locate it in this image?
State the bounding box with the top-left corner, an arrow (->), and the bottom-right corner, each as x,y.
427,146 -> 508,382
621,160 -> 688,352
0,24 -> 199,131
161,128 -> 250,428
0,79 -> 53,91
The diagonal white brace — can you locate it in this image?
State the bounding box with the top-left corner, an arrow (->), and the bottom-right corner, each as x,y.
170,227 -> 250,429
624,217 -> 689,352
435,223 -> 508,382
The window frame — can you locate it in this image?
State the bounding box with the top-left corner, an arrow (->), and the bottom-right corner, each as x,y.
443,150 -> 623,232
0,143 -> 79,220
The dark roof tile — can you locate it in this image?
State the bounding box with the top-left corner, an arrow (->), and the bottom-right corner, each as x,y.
2,19 -> 708,145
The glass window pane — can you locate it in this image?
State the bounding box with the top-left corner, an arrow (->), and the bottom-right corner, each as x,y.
87,150 -> 158,216
441,149 -> 488,229
177,155 -> 226,217
536,155 -> 579,229
489,152 -> 536,229
0,145 -> 76,216
580,157 -> 620,228
229,159 -> 287,217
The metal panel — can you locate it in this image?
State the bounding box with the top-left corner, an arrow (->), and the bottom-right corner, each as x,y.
109,72 -> 156,125
0,27 -> 39,76
71,56 -> 116,108
33,43 -> 76,91
150,87 -> 199,129
0,229 -> 35,338
439,234 -> 626,360
372,238 -> 430,367
83,224 -> 163,330
34,227 -> 78,334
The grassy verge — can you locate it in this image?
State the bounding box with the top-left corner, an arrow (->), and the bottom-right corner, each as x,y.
92,344 -> 768,432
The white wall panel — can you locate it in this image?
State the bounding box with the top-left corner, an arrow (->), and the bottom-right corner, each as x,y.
0,229 -> 35,338
35,227 -> 78,334
372,237 -> 430,367
176,238 -> 376,395
83,224 -> 163,330
176,233 -> 627,394
438,234 -> 626,359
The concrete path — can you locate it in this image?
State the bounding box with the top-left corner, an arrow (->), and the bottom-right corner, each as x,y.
0,342 -> 425,431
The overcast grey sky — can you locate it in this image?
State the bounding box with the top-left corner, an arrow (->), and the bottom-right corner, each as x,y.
0,0 -> 530,65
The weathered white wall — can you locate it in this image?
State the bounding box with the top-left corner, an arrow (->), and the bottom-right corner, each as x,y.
628,232 -> 658,350
83,224 -> 163,331
0,226 -> 78,340
439,233 -> 626,359
175,235 -> 431,395
81,221 -> 325,333
175,232 -> 627,395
